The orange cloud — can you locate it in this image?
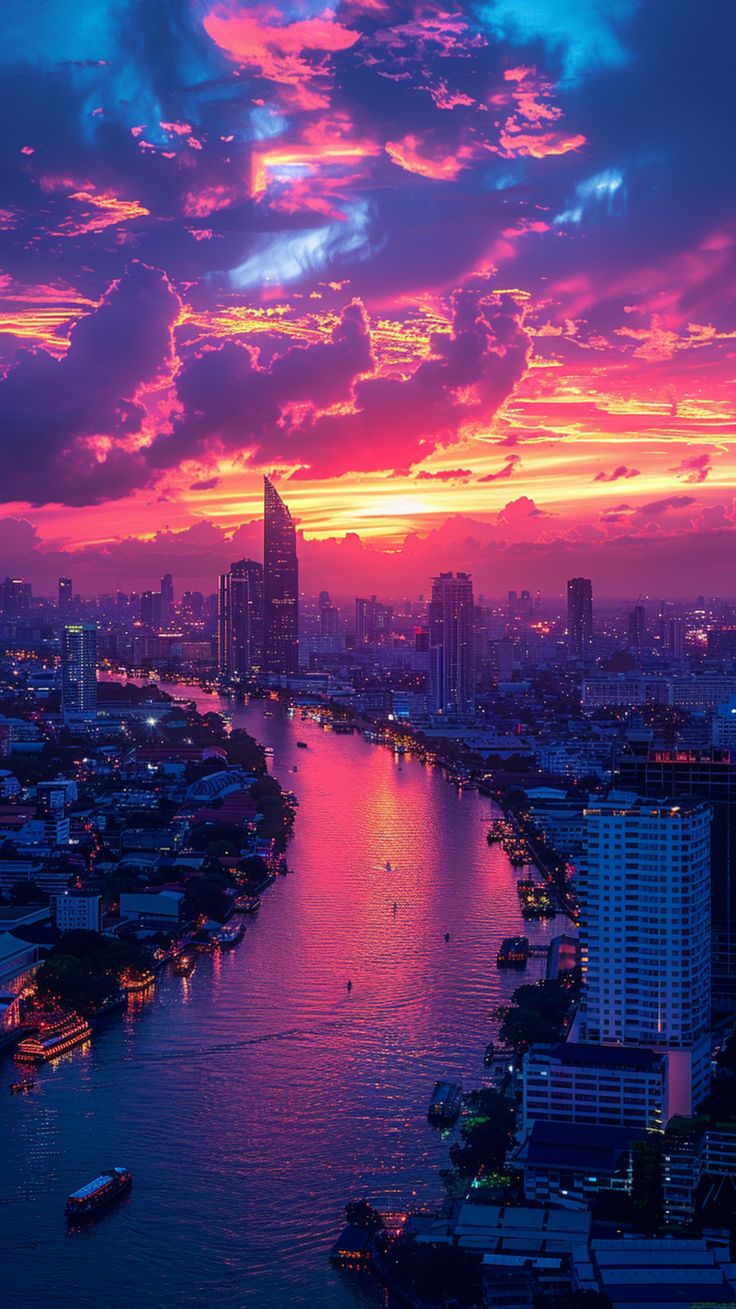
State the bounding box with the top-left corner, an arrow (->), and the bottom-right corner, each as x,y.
385,133 -> 475,180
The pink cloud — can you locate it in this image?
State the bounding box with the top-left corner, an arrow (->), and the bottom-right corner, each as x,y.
671,452 -> 712,483
203,4 -> 360,110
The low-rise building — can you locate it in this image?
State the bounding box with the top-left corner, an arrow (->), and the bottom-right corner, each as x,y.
572,1237 -> 736,1305
522,1043 -> 666,1134
510,1120 -> 646,1208
53,889 -> 101,934
119,889 -> 184,930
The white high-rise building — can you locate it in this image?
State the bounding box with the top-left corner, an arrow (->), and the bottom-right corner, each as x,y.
576,792 -> 712,1117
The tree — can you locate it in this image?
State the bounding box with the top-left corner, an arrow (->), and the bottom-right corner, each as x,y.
183,876 -> 231,923
345,1200 -> 383,1233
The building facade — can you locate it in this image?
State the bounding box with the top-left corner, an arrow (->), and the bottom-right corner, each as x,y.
522,1043 -> 666,1134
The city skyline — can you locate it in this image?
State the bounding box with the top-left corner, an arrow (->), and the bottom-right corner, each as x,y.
0,1 -> 734,597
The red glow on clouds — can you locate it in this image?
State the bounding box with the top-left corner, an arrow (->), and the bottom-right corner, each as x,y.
0,0 -> 733,594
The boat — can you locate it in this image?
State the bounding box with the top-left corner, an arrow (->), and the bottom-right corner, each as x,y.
235,895 -> 261,914
15,1013 -> 91,1063
173,951 -> 196,977
65,1167 -> 132,1220
427,1080 -> 463,1124
120,970 -> 155,994
10,1077 -> 35,1094
517,880 -> 557,919
496,936 -> 530,968
330,1226 -> 373,1269
296,740 -> 308,749
214,922 -> 245,949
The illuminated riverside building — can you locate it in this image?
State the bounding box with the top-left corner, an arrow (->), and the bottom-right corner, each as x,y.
263,476 -> 299,676
577,794 -> 712,1117
567,577 -> 593,656
61,623 -> 97,722
428,571 -> 476,719
218,559 -> 264,680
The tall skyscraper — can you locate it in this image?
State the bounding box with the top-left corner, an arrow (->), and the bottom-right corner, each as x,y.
577,794 -> 712,1116
263,476 -> 299,675
628,603 -> 647,648
140,590 -> 162,629
428,571 -> 476,718
218,559 -> 264,679
61,623 -> 98,721
160,573 -> 174,625
567,577 -> 593,656
58,577 -> 72,616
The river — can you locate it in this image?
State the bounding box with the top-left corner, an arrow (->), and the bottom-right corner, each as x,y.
2,688 -> 559,1309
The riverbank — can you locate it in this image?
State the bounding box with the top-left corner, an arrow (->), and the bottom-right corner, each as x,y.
4,688 -> 295,1067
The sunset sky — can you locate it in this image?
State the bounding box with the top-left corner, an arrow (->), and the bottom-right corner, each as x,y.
1,0 -> 735,596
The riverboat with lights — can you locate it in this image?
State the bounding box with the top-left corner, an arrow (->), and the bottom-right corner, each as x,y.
16,1013 -> 91,1062
496,936 -> 530,968
214,922 -> 245,949
65,1167 -> 132,1219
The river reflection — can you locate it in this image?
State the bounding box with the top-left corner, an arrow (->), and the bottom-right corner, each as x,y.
2,690 -> 558,1309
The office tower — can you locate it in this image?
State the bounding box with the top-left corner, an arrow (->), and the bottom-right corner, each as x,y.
668,617 -> 685,659
577,794 -> 711,1115
160,573 -> 174,625
263,476 -> 299,675
58,577 -> 72,616
1,577 -> 30,618
616,749 -> 736,1008
628,603 -> 647,649
355,595 -> 393,645
218,559 -> 264,679
320,602 -> 339,637
567,577 -> 593,656
140,590 -> 162,629
428,572 -> 476,718
61,623 -> 98,720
